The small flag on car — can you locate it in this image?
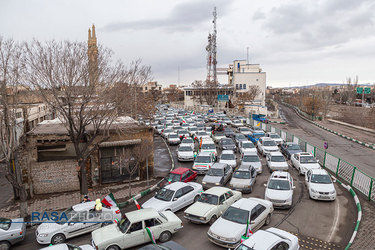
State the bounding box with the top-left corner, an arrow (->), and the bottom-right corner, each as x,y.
101,193 -> 118,208
133,197 -> 141,210
146,227 -> 156,244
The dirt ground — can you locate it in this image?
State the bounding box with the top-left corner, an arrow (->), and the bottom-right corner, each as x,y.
328,104 -> 375,129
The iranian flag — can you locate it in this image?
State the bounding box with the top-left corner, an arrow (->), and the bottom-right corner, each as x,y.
146,227 -> 156,244
182,117 -> 187,123
191,110 -> 195,115
134,197 -> 141,210
241,219 -> 253,242
101,193 -> 118,208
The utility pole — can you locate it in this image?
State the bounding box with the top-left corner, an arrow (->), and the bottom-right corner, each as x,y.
247,47 -> 249,64
212,7 -> 217,84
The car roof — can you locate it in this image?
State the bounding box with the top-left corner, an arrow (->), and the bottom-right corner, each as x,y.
125,208 -> 160,222
211,163 -> 228,169
270,171 -> 290,179
243,151 -> 258,156
198,151 -> 212,156
72,201 -> 97,211
242,230 -> 282,248
171,167 -> 190,174
221,150 -> 235,154
231,198 -> 261,211
204,186 -> 232,195
162,181 -> 189,191
269,152 -> 283,156
202,141 -> 215,145
238,165 -> 254,171
310,168 -> 328,175
299,152 -> 312,156
261,137 -> 273,141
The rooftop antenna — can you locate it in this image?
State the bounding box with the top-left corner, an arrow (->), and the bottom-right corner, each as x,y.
247,47 -> 249,64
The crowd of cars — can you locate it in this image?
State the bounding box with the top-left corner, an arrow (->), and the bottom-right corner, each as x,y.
0,105 -> 338,250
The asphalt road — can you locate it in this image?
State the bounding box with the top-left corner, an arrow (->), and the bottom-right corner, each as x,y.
277,104 -> 375,178
13,127 -> 357,250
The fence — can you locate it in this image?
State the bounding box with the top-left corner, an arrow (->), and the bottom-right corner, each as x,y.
249,119 -> 375,201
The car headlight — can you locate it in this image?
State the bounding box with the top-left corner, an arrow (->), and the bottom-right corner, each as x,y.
200,217 -> 205,221
38,233 -> 48,237
310,188 -> 318,193
202,181 -> 207,184
228,237 -> 238,242
330,190 -> 336,194
192,166 -> 196,169
185,213 -> 189,217
215,182 -> 220,185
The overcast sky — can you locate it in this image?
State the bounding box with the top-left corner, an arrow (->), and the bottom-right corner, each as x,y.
1,0 -> 375,87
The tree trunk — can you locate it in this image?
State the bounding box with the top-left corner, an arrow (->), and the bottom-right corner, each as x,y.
80,161 -> 88,195
19,187 -> 28,218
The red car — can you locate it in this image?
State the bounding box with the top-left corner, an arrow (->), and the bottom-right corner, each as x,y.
158,167 -> 198,188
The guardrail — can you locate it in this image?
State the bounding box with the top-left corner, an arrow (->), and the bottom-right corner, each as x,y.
249,119 -> 375,202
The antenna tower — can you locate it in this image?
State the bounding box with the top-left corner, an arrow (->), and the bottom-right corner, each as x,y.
206,7 -> 218,84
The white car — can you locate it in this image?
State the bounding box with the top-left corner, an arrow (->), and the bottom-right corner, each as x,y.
232,120 -> 243,128
180,137 -> 194,150
219,150 -> 237,168
91,208 -> 183,250
167,133 -> 181,145
305,169 -> 336,201
196,131 -> 211,142
184,187 -> 242,225
229,165 -> 257,193
39,243 -> 94,250
142,182 -> 203,212
291,152 -> 321,175
239,141 -> 257,155
240,152 -> 262,174
192,151 -> 216,174
235,227 -> 300,250
266,152 -> 288,172
238,127 -> 252,136
200,141 -> 217,156
188,126 -> 198,138
177,145 -> 194,161
264,171 -> 295,208
161,128 -> 174,139
265,132 -> 284,145
257,137 -> 279,156
207,198 -> 273,248
36,201 -> 121,245
211,131 -> 226,143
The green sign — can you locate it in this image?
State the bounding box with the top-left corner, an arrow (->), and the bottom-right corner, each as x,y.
365,87 -> 371,94
357,87 -> 363,94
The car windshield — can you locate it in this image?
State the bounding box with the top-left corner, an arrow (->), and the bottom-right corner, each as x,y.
164,129 -> 173,133
222,207 -> 249,224
253,127 -> 263,131
233,171 -> 250,179
264,140 -> 277,146
207,168 -> 224,176
182,138 -> 193,143
179,146 -> 192,152
169,134 -> 178,139
155,188 -> 175,201
271,156 -> 285,162
190,128 -> 198,131
240,128 -> 250,131
198,132 -> 207,136
253,134 -> 263,139
56,207 -> 76,224
242,143 -> 255,149
268,179 -> 290,190
270,134 -> 281,139
236,134 -> 246,140
0,218 -> 11,230
236,244 -> 255,250
221,154 -> 235,160
198,193 -> 218,205
118,217 -> 131,233
166,173 -> 181,182
195,156 -> 211,163
311,174 -> 332,184
222,139 -> 234,145
243,155 -> 259,162
287,144 -> 300,150
214,132 -> 225,136
178,130 -> 188,134
201,144 -> 216,149
300,156 -> 317,164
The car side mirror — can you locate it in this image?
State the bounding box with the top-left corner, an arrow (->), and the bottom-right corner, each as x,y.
317,159 -> 319,163
292,186 -> 296,189
173,198 -> 178,201
333,179 -> 336,183
263,183 -> 267,187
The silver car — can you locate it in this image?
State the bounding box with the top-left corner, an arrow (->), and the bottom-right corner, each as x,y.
202,163 -> 232,189
0,217 -> 26,249
229,165 -> 257,193
240,152 -> 262,174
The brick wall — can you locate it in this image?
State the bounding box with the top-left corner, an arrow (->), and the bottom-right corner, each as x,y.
30,160 -> 80,194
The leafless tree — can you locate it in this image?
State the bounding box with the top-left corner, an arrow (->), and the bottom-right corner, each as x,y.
0,37 -> 29,217
24,40 -> 126,195
235,85 -> 261,110
190,80 -> 219,107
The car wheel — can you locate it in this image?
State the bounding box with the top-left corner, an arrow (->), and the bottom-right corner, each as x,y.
159,231 -> 172,243
248,186 -> 253,193
0,241 -> 10,250
51,233 -> 66,245
209,215 -> 217,225
299,168 -> 303,176
265,214 -> 271,226
106,245 -> 120,250
194,195 -> 199,203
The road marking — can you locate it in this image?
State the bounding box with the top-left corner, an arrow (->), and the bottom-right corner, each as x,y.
327,193 -> 340,242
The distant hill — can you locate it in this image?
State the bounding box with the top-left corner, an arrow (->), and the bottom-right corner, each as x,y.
288,83 -> 374,89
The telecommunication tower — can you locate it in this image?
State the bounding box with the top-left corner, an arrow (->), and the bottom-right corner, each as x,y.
206,7 -> 218,84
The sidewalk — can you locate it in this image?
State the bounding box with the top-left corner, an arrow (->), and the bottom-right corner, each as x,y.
351,198 -> 375,249
0,179 -> 157,219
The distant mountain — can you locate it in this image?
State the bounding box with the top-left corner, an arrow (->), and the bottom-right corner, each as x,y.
287,83 -> 374,88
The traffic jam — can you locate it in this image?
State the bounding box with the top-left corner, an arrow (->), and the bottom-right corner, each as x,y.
3,106 -> 338,250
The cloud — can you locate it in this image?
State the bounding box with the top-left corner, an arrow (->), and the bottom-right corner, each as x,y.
252,10 -> 266,21
103,0 -> 233,32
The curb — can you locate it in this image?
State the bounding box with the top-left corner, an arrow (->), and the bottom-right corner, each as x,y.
281,102 -> 375,151
269,120 -> 286,124
330,176 -> 361,250
118,135 -> 175,208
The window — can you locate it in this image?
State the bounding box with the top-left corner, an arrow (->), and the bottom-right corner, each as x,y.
182,186 -> 194,195
181,172 -> 189,181
256,79 -> 259,81
224,191 -> 233,200
236,84 -> 239,90
144,218 -> 161,227
256,204 -> 266,215
239,84 -> 243,89
219,195 -> 225,204
145,87 -> 148,90
128,221 -> 143,233
174,188 -> 184,199
250,208 -> 258,221
271,242 -> 289,250
243,84 -> 246,89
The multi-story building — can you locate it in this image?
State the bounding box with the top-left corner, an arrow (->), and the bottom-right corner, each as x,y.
142,81 -> 162,93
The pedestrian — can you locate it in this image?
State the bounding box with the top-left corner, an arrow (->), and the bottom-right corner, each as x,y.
94,199 -> 103,213
81,195 -> 91,203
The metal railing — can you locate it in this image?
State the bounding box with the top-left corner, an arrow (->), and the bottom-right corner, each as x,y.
249,119 -> 375,201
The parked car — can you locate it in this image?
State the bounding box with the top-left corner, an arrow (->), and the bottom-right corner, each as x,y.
238,127 -> 252,136
266,152 -> 288,172
305,169 -> 336,201
196,131 -> 210,142
36,201 -> 122,245
232,120 -> 243,128
265,132 -> 283,145
138,241 -> 187,250
224,127 -> 235,138
233,133 -> 248,147
250,126 -> 264,134
167,133 -> 181,145
39,243 -> 94,250
156,125 -> 165,134
184,187 -> 242,225
0,217 -> 26,249
177,129 -> 189,140
264,171 -> 294,208
91,208 -> 183,250
202,163 -> 233,189
212,131 -> 226,143
291,152 -> 321,175
240,152 -> 262,174
188,126 -> 198,138
280,142 -> 302,160
257,137 -> 279,156
158,168 -> 197,188
207,198 -> 274,248
238,141 -> 257,155
218,138 -> 237,151
143,182 -> 203,212
235,227 -> 299,250
192,151 -> 216,174
229,165 -> 257,193
177,145 -> 195,162
219,150 -> 237,168
161,128 -> 174,139
180,137 -> 194,150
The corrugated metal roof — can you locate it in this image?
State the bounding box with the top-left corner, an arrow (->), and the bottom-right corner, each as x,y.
99,139 -> 141,148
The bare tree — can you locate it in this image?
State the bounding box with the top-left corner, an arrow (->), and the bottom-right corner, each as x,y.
190,80 -> 219,107
235,85 -> 261,110
24,40 -> 126,195
0,37 -> 29,217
